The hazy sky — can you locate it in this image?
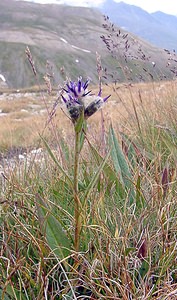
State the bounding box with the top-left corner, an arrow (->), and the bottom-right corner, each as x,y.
21,0 -> 177,16
114,0 -> 177,15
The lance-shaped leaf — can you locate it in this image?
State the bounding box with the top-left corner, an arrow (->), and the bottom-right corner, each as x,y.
36,195 -> 71,260
108,125 -> 135,204
108,125 -> 132,188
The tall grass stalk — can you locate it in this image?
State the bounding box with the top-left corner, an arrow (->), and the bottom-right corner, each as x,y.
73,120 -> 83,252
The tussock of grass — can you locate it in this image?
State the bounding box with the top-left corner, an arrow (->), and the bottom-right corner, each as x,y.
0,80 -> 177,299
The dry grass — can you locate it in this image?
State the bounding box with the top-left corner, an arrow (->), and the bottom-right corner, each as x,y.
101,80 -> 177,125
0,93 -> 51,151
0,80 -> 176,154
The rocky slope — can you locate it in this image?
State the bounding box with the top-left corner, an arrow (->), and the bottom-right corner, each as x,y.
0,0 -> 177,88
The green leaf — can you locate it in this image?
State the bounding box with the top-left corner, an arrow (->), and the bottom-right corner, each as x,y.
74,109 -> 84,133
124,247 -> 136,256
139,260 -> 149,279
108,125 -> 132,188
135,175 -> 145,209
108,125 -> 136,204
36,196 -> 71,260
79,120 -> 87,152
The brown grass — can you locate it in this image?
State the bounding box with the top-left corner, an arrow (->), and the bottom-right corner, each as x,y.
0,80 -> 176,152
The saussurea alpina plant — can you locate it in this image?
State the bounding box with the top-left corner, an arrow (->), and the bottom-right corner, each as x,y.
60,77 -> 110,251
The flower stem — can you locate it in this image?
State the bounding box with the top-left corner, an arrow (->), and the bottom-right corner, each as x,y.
74,129 -> 81,252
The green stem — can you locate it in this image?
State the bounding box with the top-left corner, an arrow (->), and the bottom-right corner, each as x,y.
74,129 -> 81,252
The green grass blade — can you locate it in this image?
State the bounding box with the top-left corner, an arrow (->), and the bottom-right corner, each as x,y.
79,120 -> 87,152
108,125 -> 132,188
139,260 -> 149,279
135,174 -> 145,209
40,135 -> 73,188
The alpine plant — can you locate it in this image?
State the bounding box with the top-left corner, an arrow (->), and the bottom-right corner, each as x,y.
60,77 -> 110,123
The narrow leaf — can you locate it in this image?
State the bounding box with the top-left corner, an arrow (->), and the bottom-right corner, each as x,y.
136,175 -> 145,209
109,125 -> 132,187
74,109 -> 84,133
79,120 -> 87,152
109,125 -> 135,204
139,260 -> 149,279
36,195 -> 71,259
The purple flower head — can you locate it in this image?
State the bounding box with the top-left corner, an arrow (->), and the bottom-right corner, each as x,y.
64,77 -> 90,100
60,77 -> 110,123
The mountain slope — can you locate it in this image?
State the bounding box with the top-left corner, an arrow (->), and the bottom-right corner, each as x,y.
100,0 -> 177,51
0,0 -> 109,87
0,0 -> 176,88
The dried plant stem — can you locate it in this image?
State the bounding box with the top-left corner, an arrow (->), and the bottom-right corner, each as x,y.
74,130 -> 81,252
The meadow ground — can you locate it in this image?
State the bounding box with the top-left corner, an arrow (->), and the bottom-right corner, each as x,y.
0,79 -> 177,299
0,80 -> 176,153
